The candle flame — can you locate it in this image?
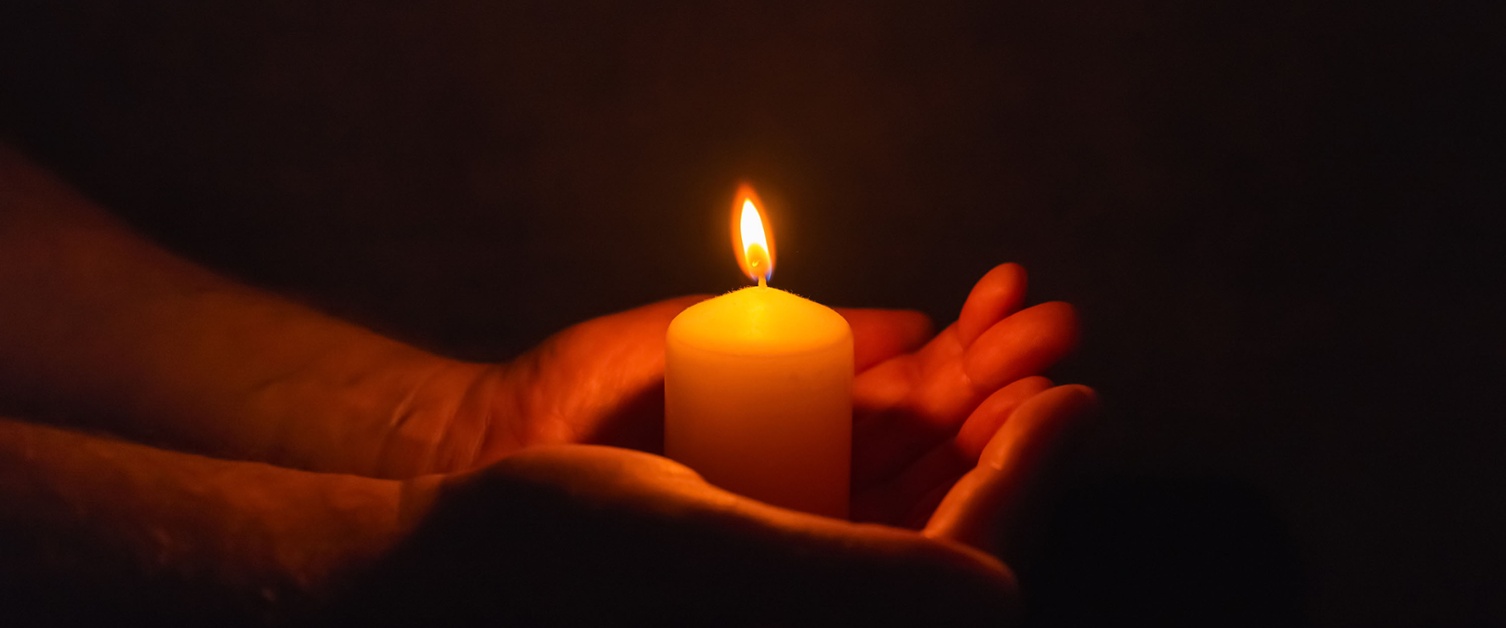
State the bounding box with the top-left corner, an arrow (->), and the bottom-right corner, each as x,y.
732,184 -> 775,284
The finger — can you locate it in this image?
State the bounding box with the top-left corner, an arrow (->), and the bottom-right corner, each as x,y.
924,385 -> 1097,558
955,263 -> 1028,348
954,376 -> 1054,460
963,301 -> 1080,391
836,308 -> 934,371
851,377 -> 1052,527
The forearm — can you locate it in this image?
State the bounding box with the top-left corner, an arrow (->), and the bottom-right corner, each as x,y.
0,416 -> 428,624
0,146 -> 491,476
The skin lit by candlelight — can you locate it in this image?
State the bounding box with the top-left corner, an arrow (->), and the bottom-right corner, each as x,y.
732,185 -> 776,284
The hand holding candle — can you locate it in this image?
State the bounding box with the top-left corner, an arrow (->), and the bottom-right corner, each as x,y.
0,148 -> 1092,623
431,189 -> 1082,531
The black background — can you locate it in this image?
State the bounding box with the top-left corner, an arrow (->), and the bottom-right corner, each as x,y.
1,1 -> 1501,625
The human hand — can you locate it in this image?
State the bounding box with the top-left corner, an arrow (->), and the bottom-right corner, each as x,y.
845,263 -> 1079,526
444,264 -> 1078,523
344,383 -> 1094,626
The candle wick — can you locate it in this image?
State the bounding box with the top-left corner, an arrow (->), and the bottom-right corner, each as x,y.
758,275 -> 767,288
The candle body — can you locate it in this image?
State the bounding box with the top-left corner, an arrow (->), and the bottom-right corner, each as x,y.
665,286 -> 853,518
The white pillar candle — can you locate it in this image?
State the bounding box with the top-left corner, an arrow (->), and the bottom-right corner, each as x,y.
664,186 -> 853,518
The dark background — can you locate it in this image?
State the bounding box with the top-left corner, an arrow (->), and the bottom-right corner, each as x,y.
1,1 -> 1500,625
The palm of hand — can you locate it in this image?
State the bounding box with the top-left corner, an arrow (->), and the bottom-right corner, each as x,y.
476,264 -> 1077,527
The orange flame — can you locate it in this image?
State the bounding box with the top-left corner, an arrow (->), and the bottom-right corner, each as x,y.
731,184 -> 775,284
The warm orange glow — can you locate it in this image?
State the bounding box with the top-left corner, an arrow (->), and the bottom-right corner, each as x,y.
731,184 -> 776,283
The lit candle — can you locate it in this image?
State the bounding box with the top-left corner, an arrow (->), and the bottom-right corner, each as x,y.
664,185 -> 853,518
